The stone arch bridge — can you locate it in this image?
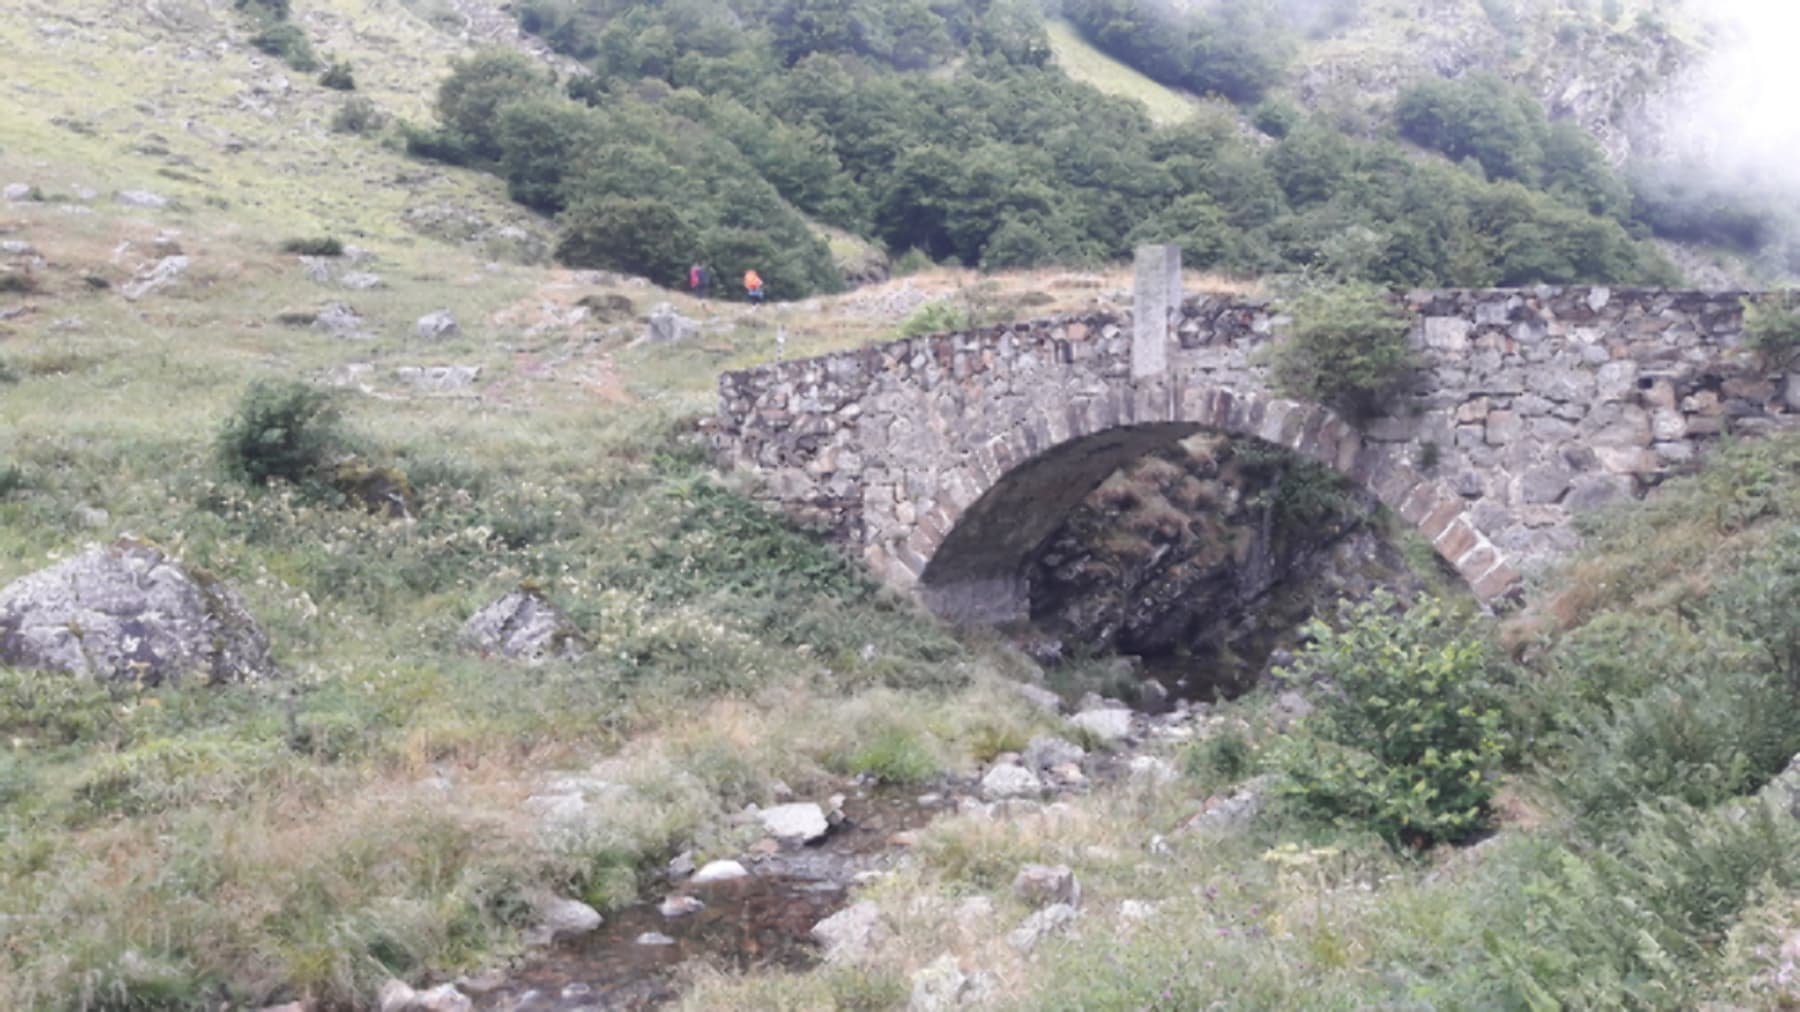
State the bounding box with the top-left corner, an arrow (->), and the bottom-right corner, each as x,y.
712,273 -> 1796,623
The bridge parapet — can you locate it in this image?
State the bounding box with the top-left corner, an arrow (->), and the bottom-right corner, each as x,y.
715,286 -> 1797,620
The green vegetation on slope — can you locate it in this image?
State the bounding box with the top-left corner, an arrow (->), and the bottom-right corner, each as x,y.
394,0 -> 1676,297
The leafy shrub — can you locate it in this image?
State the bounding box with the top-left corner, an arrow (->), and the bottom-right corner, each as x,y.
318,59 -> 355,91
848,728 -> 939,785
554,195 -> 697,289
250,22 -> 318,72
216,380 -> 350,488
1252,100 -> 1301,139
330,96 -> 386,135
896,299 -> 974,338
278,236 -> 344,256
1477,800 -> 1800,1007
1271,282 -> 1416,420
1273,593 -> 1508,848
1183,724 -> 1255,792
1742,294 -> 1800,371
0,463 -> 25,497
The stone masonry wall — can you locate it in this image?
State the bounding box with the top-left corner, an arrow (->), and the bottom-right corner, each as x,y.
713,287 -> 1797,622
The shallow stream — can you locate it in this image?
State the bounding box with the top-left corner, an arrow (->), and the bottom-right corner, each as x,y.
474,790 -> 941,1011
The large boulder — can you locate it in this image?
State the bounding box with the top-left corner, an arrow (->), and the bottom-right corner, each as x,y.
459,587 -> 587,664
0,540 -> 275,685
637,303 -> 698,345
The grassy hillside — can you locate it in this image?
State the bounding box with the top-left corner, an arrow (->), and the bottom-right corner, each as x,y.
1043,19 -> 1205,127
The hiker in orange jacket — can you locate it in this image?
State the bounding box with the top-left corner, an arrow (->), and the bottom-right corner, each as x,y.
744,269 -> 765,305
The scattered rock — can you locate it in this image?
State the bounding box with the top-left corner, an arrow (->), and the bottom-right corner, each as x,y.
459,587 -> 587,664
1046,762 -> 1088,788
667,851 -> 696,878
811,900 -> 887,963
635,932 -> 675,946
0,540 -> 275,685
1022,735 -> 1085,771
534,896 -> 602,941
1127,756 -> 1177,785
1180,777 -> 1272,834
377,980 -> 472,1012
1011,680 -> 1064,714
691,860 -> 749,885
1,241 -> 35,256
2,183 -> 34,202
979,762 -> 1043,801
73,505 -> 110,530
339,271 -> 384,291
314,302 -> 364,336
394,365 -> 481,393
953,896 -> 994,932
658,895 -> 705,918
636,303 -> 698,345
1118,900 -> 1157,923
1069,708 -> 1133,745
1006,903 -> 1077,952
120,255 -> 189,301
1135,678 -> 1172,712
909,954 -> 969,1012
757,802 -> 830,845
1013,864 -> 1080,908
415,310 -> 459,340
115,190 -> 169,209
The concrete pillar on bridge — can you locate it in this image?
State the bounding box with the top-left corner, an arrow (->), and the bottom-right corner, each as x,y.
1132,244 -> 1181,382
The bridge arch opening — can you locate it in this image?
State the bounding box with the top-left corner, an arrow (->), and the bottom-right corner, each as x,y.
910,387 -> 1510,631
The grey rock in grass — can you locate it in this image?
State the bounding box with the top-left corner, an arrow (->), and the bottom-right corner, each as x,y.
811,900 -> 887,963
115,190 -> 169,209
1118,900 -> 1158,924
1006,903 -> 1077,952
1011,680 -> 1064,714
120,255 -> 189,301
978,762 -> 1042,801
1012,864 -> 1080,908
1,241 -> 35,256
1179,776 -> 1273,834
909,954 -> 970,1012
313,301 -> 364,335
1127,756 -> 1177,785
757,802 -> 830,844
1069,708 -> 1133,745
534,895 -> 602,941
0,540 -> 274,686
2,183 -> 34,201
636,303 -> 698,346
415,309 -> 459,340
394,365 -> 481,393
338,271 -> 384,291
460,587 -> 587,665
1022,734 -> 1084,771
635,932 -> 675,946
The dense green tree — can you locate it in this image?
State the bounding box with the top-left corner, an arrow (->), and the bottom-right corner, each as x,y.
434,50 -> 553,163
554,195 -> 698,286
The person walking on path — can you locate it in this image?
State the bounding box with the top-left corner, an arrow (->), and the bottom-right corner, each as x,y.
744,268 -> 765,305
688,262 -> 711,301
